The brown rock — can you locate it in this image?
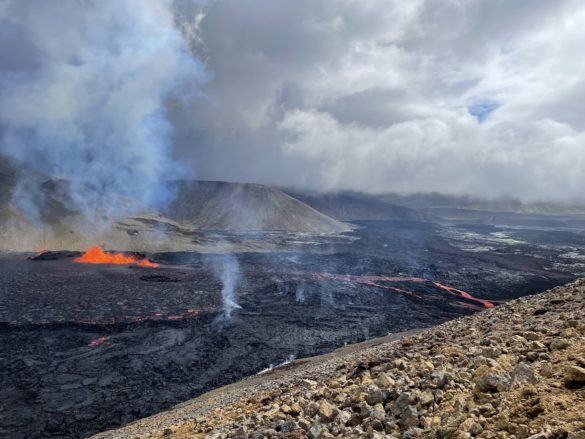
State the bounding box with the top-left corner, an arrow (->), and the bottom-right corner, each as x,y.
418,390 -> 434,407
375,372 -> 395,389
372,403 -> 386,422
564,365 -> 585,388
459,418 -> 482,435
290,402 -> 302,416
318,400 -> 338,421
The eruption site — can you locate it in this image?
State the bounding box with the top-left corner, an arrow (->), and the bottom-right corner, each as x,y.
74,246 -> 159,268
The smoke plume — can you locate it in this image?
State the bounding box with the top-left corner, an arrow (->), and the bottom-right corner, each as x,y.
0,0 -> 206,218
210,253 -> 242,322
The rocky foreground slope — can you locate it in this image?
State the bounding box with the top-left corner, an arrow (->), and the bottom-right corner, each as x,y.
94,281 -> 585,439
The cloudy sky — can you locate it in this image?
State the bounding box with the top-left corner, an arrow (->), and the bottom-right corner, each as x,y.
1,0 -> 585,202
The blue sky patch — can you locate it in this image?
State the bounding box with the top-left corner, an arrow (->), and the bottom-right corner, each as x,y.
468,100 -> 500,123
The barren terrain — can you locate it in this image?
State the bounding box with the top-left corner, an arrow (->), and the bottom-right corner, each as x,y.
94,280 -> 585,439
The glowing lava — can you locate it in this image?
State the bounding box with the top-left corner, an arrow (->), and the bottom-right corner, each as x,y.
88,336 -> 109,347
432,281 -> 495,309
306,272 -> 495,310
74,246 -> 159,267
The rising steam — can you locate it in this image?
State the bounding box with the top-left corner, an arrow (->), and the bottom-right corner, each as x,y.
0,0 -> 206,218
210,253 -> 242,323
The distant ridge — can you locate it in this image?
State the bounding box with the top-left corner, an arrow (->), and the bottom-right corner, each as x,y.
384,192 -> 585,215
285,190 -> 436,222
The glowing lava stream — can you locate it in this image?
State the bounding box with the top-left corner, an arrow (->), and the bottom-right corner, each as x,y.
74,246 -> 159,267
307,272 -> 495,309
431,281 -> 495,309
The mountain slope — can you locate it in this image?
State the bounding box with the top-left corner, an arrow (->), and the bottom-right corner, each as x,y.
167,181 -> 350,232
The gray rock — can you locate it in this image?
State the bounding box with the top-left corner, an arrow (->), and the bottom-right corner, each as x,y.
279,420 -> 298,434
512,363 -> 538,385
399,405 -> 419,429
524,331 -> 541,341
307,423 -> 323,439
337,409 -> 352,426
234,426 -> 248,439
346,413 -> 362,427
401,428 -> 425,439
549,338 -> 571,351
475,369 -> 512,393
431,370 -> 447,388
305,402 -> 319,418
366,387 -> 386,406
396,392 -> 412,410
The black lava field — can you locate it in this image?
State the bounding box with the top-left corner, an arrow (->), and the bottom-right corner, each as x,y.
1,220 -> 584,438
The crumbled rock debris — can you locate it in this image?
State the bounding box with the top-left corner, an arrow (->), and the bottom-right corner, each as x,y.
93,281 -> 585,439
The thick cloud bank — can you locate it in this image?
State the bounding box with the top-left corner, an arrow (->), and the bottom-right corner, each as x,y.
1,0 -> 584,203
173,0 -> 585,201
0,0 -> 205,216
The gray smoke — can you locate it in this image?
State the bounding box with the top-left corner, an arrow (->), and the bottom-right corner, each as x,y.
0,0 -> 206,219
295,282 -> 306,303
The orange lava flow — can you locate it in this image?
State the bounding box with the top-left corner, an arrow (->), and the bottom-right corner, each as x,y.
432,281 -> 495,308
74,246 -> 159,267
306,272 -> 495,310
88,336 -> 109,347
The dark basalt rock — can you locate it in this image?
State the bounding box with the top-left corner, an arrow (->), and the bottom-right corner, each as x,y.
29,251 -> 82,261
140,275 -> 180,283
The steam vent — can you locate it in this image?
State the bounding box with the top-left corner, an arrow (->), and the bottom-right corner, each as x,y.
1,1 -> 585,438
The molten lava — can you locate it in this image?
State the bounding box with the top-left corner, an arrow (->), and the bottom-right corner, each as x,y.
305,272 -> 495,310
431,281 -> 495,309
74,246 -> 159,267
88,336 -> 110,348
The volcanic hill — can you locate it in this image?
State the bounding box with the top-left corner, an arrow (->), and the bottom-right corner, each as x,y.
0,158 -> 350,252
93,281 -> 585,439
167,181 -> 350,232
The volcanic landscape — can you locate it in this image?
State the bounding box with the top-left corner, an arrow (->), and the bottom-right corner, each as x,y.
3,188 -> 585,438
